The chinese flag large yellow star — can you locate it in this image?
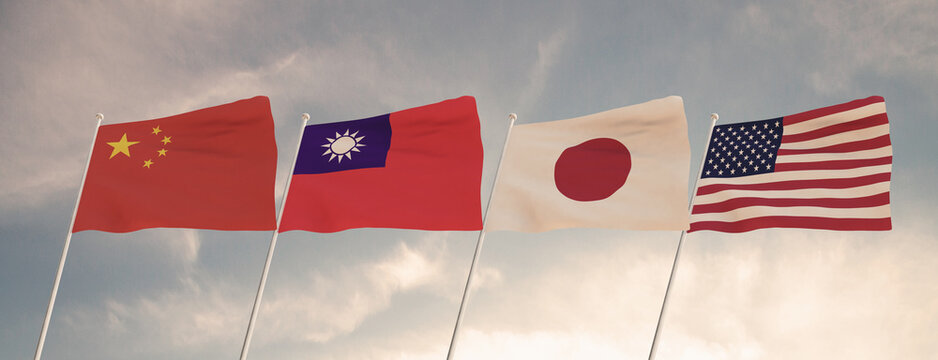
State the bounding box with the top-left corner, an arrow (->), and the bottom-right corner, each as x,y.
106,133 -> 140,159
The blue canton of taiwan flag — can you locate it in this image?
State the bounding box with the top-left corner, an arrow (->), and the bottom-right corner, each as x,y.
294,115 -> 392,174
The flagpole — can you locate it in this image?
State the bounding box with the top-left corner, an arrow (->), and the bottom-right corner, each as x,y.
34,114 -> 103,360
239,113 -> 309,360
445,113 -> 517,360
647,113 -> 719,360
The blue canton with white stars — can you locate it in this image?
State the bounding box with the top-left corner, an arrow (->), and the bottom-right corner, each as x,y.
701,118 -> 784,178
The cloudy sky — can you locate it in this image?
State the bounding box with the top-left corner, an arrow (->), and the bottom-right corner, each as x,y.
2,1 -> 937,359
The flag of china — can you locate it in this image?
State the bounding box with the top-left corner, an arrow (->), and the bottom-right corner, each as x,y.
72,96 -> 278,233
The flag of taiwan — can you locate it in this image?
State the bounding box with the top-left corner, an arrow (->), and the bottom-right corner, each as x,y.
279,96 -> 484,233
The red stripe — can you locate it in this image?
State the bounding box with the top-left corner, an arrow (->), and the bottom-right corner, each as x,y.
691,192 -> 890,214
696,172 -> 891,196
774,156 -> 892,172
783,96 -> 885,126
689,216 -> 892,233
777,134 -> 891,155
782,113 -> 888,143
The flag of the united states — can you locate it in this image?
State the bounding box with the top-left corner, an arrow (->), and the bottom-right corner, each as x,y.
689,96 -> 892,233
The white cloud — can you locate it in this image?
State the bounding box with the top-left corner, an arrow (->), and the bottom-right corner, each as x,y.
53,230 -> 246,357
373,241 -> 439,291
654,229 -> 938,359
657,331 -> 765,360
48,233 -> 467,359
255,240 -> 450,344
732,3 -> 784,42
469,265 -> 503,293
170,229 -> 202,266
730,1 -> 938,96
118,220 -> 923,360
59,274 -> 247,358
803,0 -> 938,94
110,279 -> 244,347
465,237 -> 671,334
516,29 -> 569,115
423,227 -> 938,360
454,329 -> 625,360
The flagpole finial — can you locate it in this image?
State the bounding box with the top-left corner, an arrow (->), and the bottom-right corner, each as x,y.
508,113 -> 517,121
710,113 -> 719,121
95,113 -> 104,121
301,113 -> 310,121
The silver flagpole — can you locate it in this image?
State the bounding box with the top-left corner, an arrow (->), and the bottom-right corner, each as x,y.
647,113 -> 719,360
239,113 -> 310,360
34,114 -> 103,360
445,113 -> 517,360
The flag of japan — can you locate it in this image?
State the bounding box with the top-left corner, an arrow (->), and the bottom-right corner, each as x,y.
278,96 -> 483,233
485,96 -> 691,232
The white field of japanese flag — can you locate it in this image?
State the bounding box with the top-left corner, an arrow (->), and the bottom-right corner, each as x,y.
485,96 -> 691,233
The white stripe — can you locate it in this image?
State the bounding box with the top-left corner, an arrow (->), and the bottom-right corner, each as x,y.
776,146 -> 893,164
781,124 -> 889,150
694,181 -> 891,206
783,102 -> 886,135
690,204 -> 890,223
697,164 -> 892,187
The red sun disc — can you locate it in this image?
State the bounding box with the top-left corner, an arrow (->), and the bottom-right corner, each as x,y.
554,138 -> 631,202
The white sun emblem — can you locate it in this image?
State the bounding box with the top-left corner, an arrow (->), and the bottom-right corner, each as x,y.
321,129 -> 365,163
